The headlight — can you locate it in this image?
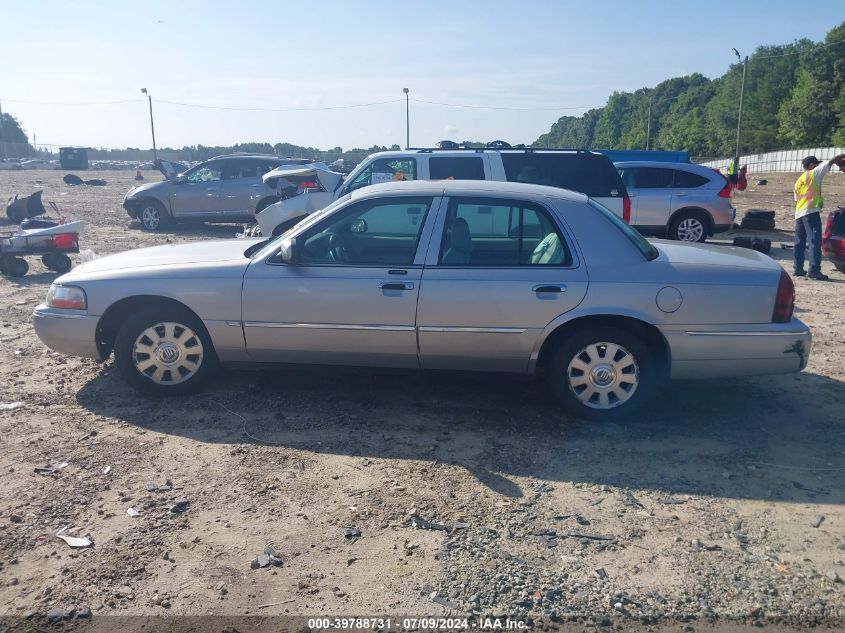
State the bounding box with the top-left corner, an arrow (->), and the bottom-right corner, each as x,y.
46,284 -> 87,310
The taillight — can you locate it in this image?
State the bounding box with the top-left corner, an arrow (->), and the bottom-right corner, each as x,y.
717,181 -> 732,198
772,270 -> 795,323
51,234 -> 78,249
622,196 -> 631,223
823,213 -> 834,242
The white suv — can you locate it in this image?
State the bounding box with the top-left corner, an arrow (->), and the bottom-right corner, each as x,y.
255,149 -> 630,236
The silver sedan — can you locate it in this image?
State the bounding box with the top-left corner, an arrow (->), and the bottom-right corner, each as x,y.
33,180 -> 811,420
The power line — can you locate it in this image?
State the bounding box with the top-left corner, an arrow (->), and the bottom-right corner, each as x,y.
3,98 -> 141,106
412,98 -> 600,111
156,98 -> 404,112
752,35 -> 845,59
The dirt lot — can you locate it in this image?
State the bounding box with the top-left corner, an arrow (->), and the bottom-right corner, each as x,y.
1,169 -> 845,632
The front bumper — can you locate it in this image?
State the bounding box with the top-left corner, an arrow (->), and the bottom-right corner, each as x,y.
32,305 -> 103,361
123,198 -> 138,218
662,318 -> 812,380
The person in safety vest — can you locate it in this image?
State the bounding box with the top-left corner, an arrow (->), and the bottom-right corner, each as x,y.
793,153 -> 845,280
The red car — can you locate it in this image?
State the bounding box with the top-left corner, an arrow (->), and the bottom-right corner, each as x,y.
822,208 -> 845,273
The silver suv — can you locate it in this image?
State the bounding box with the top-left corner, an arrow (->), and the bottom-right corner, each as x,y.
123,154 -> 311,230
615,161 -> 736,242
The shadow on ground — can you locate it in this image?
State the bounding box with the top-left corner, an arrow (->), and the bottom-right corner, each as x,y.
76,361 -> 845,503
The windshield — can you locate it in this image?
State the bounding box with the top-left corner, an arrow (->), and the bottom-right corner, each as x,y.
252,193 -> 353,260
588,199 -> 658,261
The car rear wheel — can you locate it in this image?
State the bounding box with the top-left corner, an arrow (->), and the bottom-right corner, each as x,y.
114,307 -> 218,395
42,252 -> 72,273
548,326 -> 656,421
138,200 -> 170,231
668,211 -> 708,242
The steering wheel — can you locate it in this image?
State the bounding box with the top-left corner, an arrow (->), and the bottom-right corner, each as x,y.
328,233 -> 349,263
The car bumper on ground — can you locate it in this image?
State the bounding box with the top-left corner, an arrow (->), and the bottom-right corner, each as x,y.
32,305 -> 103,361
663,318 -> 812,380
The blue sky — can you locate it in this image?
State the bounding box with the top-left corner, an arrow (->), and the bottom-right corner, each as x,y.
2,1 -> 843,151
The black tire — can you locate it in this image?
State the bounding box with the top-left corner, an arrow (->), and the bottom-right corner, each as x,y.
271,216 -> 303,237
255,197 -> 280,214
740,218 -> 776,231
44,253 -> 72,273
835,263 -> 845,274
548,326 -> 657,421
113,306 -> 218,396
668,211 -> 708,242
137,199 -> 171,231
4,256 -> 29,277
744,210 -> 775,220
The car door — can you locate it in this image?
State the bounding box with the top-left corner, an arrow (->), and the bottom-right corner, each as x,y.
618,166 -> 672,229
241,195 -> 440,367
219,159 -> 273,216
417,195 -> 588,372
671,168 -> 710,211
169,160 -> 224,217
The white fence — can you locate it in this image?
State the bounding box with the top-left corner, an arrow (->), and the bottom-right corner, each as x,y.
700,147 -> 844,174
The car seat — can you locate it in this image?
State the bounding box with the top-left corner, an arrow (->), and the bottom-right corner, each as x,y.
442,217 -> 473,265
531,232 -> 563,265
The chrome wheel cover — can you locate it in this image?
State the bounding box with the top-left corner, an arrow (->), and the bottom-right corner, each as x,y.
132,321 -> 203,385
567,341 -> 639,410
676,217 -> 704,242
141,206 -> 161,230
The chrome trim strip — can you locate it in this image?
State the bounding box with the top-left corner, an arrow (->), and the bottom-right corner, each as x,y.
243,321 -> 415,332
418,326 -> 527,334
225,321 -> 242,327
33,310 -> 87,320
685,330 -> 809,337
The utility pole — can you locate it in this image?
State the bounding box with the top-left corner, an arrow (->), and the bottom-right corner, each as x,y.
140,88 -> 158,160
732,49 -> 748,165
403,88 -> 410,150
645,98 -> 652,151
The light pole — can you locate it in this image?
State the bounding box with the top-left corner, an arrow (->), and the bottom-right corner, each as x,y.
732,49 -> 748,165
140,88 -> 158,161
403,88 -> 409,150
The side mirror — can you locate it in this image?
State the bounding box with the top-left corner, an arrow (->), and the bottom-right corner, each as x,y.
279,237 -> 299,263
174,174 -> 187,184
350,218 -> 368,234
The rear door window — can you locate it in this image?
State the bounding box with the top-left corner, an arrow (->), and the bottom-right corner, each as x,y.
501,153 -> 626,198
345,158 -> 417,193
672,170 -> 709,188
429,157 -> 485,180
634,167 -> 673,189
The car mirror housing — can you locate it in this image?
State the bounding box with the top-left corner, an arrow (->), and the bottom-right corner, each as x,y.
279,237 -> 299,263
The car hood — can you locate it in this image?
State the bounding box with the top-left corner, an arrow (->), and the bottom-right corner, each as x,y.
63,239 -> 263,277
125,180 -> 168,198
652,239 -> 780,271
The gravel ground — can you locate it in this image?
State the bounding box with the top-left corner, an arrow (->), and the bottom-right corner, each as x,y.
1,169 -> 844,632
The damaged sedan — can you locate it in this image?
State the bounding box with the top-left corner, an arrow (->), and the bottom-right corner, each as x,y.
35,180 -> 811,420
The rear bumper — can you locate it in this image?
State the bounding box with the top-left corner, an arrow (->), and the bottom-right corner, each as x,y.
662,319 -> 812,380
32,305 -> 103,361
712,222 -> 732,234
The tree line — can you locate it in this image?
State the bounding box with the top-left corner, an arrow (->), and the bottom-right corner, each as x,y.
534,21 -> 845,157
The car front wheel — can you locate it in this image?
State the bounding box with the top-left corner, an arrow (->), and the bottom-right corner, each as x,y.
668,211 -> 708,242
138,200 -> 170,231
114,307 -> 218,395
548,326 -> 656,420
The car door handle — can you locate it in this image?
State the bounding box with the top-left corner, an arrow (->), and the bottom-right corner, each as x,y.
674,192 -> 685,197
533,284 -> 566,293
379,282 -> 414,290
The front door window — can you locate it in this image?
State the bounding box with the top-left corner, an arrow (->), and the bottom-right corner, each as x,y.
298,196 -> 432,266
344,158 -> 417,194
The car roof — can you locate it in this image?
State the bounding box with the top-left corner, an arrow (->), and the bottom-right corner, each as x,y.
350,179 -> 590,203
365,149 -> 599,159
208,153 -> 284,161
614,160 -> 716,175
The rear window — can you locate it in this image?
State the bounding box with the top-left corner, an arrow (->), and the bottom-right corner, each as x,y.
502,153 -> 626,198
429,157 -> 485,180
588,199 -> 658,261
673,169 -> 709,188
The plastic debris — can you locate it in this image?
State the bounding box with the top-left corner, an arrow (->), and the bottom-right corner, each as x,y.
102,466 -> 111,475
127,508 -> 141,518
0,402 -> 24,410
56,526 -> 92,548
